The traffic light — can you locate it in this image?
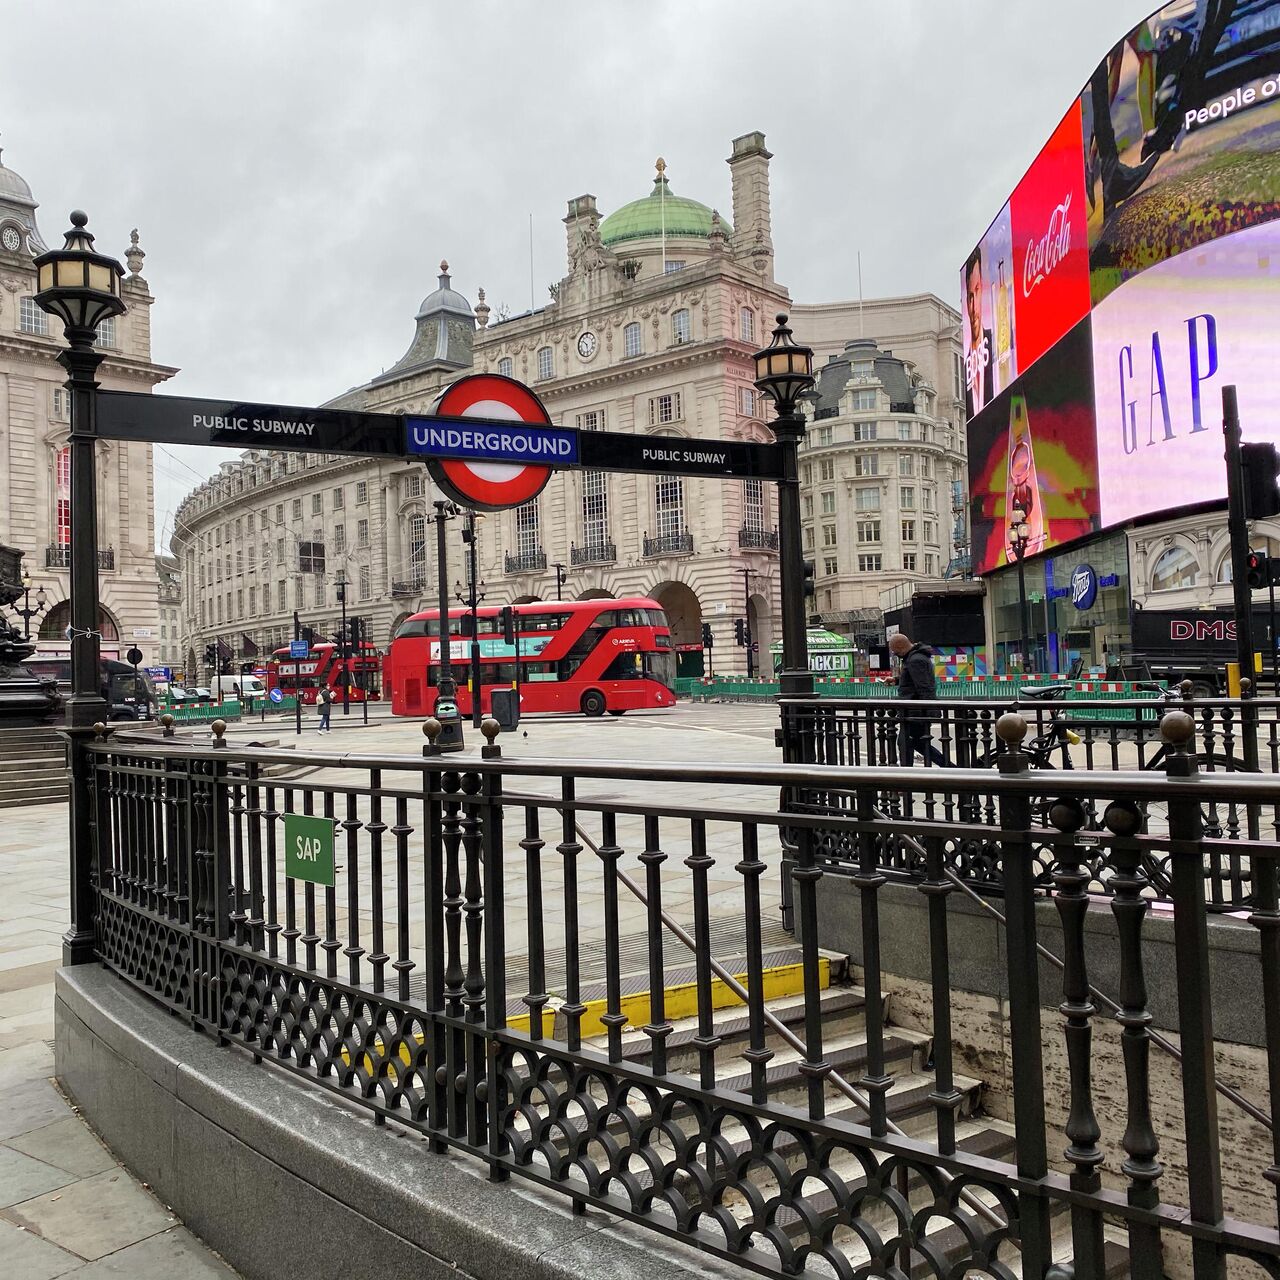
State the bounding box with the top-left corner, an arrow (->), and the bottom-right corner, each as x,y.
500,605 -> 516,646
802,560 -> 817,598
701,621 -> 713,650
1248,549 -> 1270,590
203,643 -> 216,667
734,617 -> 746,647
1243,442 -> 1280,519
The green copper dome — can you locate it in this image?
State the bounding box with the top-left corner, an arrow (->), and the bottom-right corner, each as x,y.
598,174 -> 729,248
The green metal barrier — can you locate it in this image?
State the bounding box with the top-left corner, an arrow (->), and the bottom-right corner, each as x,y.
162,699 -> 243,723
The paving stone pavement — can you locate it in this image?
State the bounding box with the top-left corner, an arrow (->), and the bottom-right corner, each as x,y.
0,799 -> 239,1278
0,702 -> 785,1279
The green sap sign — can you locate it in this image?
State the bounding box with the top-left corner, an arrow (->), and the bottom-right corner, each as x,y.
284,812 -> 336,888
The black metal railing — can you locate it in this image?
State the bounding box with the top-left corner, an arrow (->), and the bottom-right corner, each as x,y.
570,540 -> 616,566
504,548 -> 546,574
47,543 -> 114,570
738,526 -> 779,551
779,691 -> 1280,912
390,577 -> 426,597
81,717 -> 1280,1279
643,530 -> 693,557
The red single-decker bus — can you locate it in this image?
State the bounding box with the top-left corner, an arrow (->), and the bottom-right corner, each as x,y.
266,641 -> 382,705
386,597 -> 676,718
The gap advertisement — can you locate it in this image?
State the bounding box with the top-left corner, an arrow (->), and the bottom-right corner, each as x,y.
1092,218 -> 1280,523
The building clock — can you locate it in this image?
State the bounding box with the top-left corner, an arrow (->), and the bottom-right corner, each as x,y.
1,227 -> 20,252
576,331 -> 598,360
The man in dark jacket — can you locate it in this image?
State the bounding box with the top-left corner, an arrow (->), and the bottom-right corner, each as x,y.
889,632 -> 947,766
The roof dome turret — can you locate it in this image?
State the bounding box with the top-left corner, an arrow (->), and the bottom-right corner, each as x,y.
598,159 -> 729,248
0,146 -> 47,254
417,260 -> 473,320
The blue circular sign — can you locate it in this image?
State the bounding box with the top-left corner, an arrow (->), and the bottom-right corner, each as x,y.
1070,564 -> 1099,611
269,687 -> 284,703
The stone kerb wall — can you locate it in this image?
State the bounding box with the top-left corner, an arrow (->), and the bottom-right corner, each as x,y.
815,880 -> 1272,1278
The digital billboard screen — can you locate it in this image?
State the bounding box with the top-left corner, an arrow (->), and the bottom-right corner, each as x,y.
963,0 -> 1280,573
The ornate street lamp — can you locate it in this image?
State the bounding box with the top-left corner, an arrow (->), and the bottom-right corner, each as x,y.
12,568 -> 48,640
1009,507 -> 1031,675
753,313 -> 814,702
34,211 -> 126,966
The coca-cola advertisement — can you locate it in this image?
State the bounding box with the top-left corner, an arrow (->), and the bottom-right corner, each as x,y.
961,200 -> 1015,420
1009,104 -> 1092,374
1083,0 -> 1280,304
967,319 -> 1102,576
1092,217 -> 1280,526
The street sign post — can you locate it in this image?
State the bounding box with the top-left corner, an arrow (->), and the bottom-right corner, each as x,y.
289,639 -> 309,659
269,687 -> 284,704
283,812 -> 335,888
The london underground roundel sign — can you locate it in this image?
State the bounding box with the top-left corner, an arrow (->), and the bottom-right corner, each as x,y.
424,375 -> 555,511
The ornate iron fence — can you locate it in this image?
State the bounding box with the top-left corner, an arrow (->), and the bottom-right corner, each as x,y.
779,692 -> 1280,913
81,716 -> 1280,1279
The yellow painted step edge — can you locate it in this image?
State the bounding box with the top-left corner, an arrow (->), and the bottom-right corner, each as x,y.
344,957 -> 826,1076
576,957 -> 828,1040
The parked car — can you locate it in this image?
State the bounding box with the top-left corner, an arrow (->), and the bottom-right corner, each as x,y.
167,686 -> 192,704
193,687 -> 213,703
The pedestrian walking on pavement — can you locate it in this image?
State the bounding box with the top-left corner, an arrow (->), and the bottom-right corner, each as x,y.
317,685 -> 333,732
890,632 -> 947,767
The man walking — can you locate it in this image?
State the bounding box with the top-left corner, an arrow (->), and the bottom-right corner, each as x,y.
889,632 -> 947,767
317,685 -> 333,733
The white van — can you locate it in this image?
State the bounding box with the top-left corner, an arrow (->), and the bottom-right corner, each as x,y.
214,674 -> 266,702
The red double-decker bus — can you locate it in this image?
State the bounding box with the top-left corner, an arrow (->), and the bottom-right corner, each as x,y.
266,641 -> 382,705
386,597 -> 676,718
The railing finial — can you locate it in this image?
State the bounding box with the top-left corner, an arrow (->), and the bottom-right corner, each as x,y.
423,716 -> 442,757
92,721 -> 107,740
160,712 -> 175,739
211,719 -> 227,749
995,712 -> 1027,748
480,716 -> 501,759
1160,709 -> 1195,753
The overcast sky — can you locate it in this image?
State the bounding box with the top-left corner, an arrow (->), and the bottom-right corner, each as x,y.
2,0 -> 1159,552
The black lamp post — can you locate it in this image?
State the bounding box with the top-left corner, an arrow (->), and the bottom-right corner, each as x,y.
456,508 -> 487,728
1009,508 -> 1031,675
430,500 -> 464,751
552,561 -> 568,601
753,313 -> 815,702
34,211 -> 126,966
335,569 -> 350,716
12,568 -> 48,640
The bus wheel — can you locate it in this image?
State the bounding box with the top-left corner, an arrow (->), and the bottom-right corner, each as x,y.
581,690 -> 606,717
608,709 -> 626,717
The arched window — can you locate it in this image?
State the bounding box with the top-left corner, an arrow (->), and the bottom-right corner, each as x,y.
623,322 -> 642,358
1150,544 -> 1198,592
739,307 -> 755,343
536,347 -> 554,380
498,356 -> 513,377
1217,553 -> 1233,584
671,309 -> 691,344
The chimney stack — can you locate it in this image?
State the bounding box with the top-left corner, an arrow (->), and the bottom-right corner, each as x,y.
726,132 -> 773,280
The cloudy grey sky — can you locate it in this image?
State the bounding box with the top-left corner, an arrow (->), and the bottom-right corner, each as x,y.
2,0 -> 1158,551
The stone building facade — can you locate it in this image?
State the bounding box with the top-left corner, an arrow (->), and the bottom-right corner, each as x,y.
0,147 -> 175,666
156,555 -> 181,674
469,135 -> 790,672
798,336 -> 969,627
